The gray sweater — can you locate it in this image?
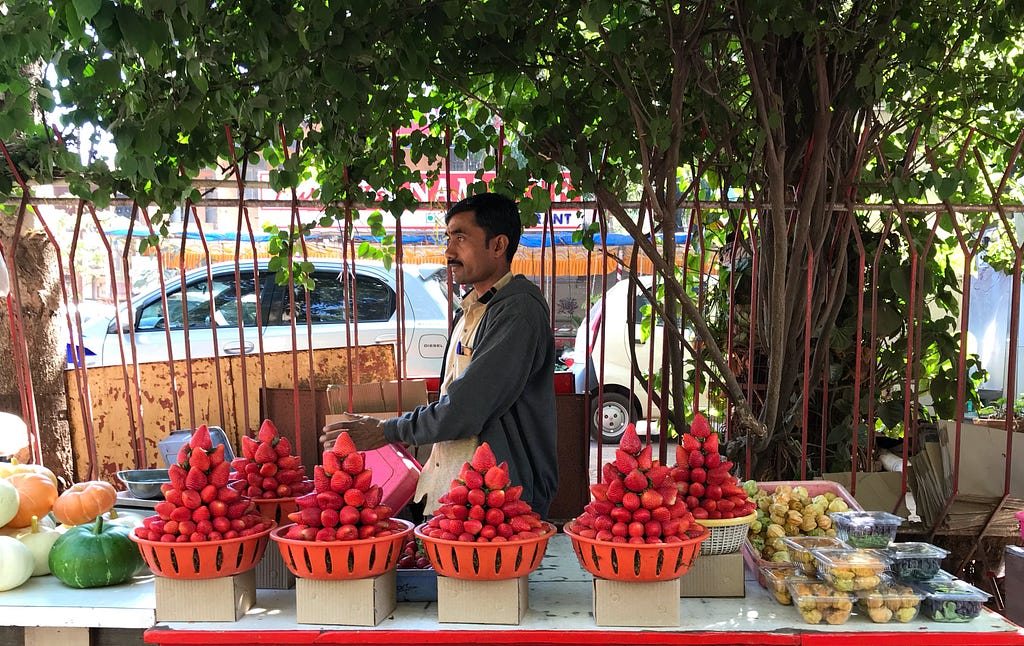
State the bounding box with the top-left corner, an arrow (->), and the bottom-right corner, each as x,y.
382,275 -> 558,518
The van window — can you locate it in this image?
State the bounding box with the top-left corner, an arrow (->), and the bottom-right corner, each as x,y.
136,273 -> 260,331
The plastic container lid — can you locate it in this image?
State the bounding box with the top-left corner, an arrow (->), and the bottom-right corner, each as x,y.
912,577 -> 991,602
830,511 -> 903,547
782,536 -> 847,569
811,547 -> 889,573
883,542 -> 950,581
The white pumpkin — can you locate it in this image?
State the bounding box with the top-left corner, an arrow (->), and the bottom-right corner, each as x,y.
0,478 -> 19,527
17,516 -> 60,576
0,535 -> 33,591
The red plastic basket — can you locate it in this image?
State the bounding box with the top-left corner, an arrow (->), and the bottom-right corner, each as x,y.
270,519 -> 414,580
413,522 -> 556,580
130,524 -> 274,580
564,523 -> 709,582
250,497 -> 298,526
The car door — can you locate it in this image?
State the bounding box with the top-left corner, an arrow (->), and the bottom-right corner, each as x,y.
103,267 -> 269,365
260,266 -> 411,363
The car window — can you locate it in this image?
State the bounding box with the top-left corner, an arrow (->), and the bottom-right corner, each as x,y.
136,272 -> 261,331
280,272 -> 396,324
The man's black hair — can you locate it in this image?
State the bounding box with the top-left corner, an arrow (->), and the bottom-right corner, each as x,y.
445,192 -> 522,264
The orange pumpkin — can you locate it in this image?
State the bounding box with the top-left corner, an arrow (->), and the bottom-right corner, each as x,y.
0,459 -> 57,487
51,481 -> 118,526
5,473 -> 58,529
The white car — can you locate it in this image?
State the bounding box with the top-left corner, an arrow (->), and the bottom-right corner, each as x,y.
572,276 -> 666,443
69,260 -> 452,378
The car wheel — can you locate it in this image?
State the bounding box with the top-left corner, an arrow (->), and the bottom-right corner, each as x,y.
589,392 -> 635,444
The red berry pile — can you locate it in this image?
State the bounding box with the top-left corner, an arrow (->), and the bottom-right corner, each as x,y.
671,413 -> 755,520
421,442 -> 547,542
282,431 -> 396,542
568,424 -> 704,544
229,419 -> 313,500
135,425 -> 271,542
397,537 -> 432,569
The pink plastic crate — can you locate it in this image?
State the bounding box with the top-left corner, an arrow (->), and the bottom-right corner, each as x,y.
741,480 -> 864,586
1016,510 -> 1024,541
365,443 -> 422,513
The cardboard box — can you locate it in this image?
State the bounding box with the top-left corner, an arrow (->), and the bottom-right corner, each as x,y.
593,577 -> 680,626
254,546 -> 295,590
679,551 -> 745,597
262,381 -> 429,469
437,575 -> 528,625
295,570 -> 396,626
155,569 -> 256,622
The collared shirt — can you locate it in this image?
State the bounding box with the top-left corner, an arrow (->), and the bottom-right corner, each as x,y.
414,272 -> 514,512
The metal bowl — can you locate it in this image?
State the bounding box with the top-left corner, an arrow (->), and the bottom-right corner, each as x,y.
116,469 -> 170,500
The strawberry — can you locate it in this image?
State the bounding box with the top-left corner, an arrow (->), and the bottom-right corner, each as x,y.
189,448 -> 210,472
602,462 -> 619,485
170,506 -> 192,522
606,479 -> 626,503
258,419 -> 278,443
467,488 -> 486,507
690,413 -> 711,439
331,431 -> 358,456
622,492 -> 641,511
259,462 -> 278,477
590,483 -> 609,501
176,445 -> 191,466
190,425 -> 212,450
619,424 -> 642,454
341,451 -> 364,475
208,444 -> 225,467
470,443 -> 497,472
704,452 -> 722,469
182,489 -> 203,509
299,507 -> 322,527
614,449 -> 638,475
690,467 -> 707,484
463,470 -> 484,490
343,488 -> 365,507
640,489 -> 663,509
624,469 -> 648,493
277,455 -> 300,470
274,436 -> 292,457
447,484 -> 469,505
637,445 -> 653,470
168,464 -> 187,489
330,470 -> 353,493
703,432 -> 719,454
322,451 -> 342,475
241,436 -> 258,461
352,469 -> 373,492
191,506 -> 211,523
254,442 -> 278,464
646,465 -> 671,488
505,485 -> 523,502
320,508 -> 340,528
705,484 -> 723,500
364,485 -> 382,508
687,450 -> 705,469
485,507 -> 505,526
681,434 -> 701,453
209,461 -> 231,488
689,482 -> 705,499
483,465 -> 509,490
185,466 -> 208,491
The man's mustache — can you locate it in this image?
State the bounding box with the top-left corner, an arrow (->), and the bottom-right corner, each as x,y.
447,260 -> 462,266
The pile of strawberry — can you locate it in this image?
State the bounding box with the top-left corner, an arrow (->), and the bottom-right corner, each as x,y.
568,424 -> 704,544
282,432 -> 397,541
420,443 -> 547,542
671,413 -> 755,520
229,420 -> 313,500
136,425 -> 272,542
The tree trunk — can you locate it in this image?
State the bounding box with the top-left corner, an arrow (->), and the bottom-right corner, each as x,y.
0,231 -> 72,487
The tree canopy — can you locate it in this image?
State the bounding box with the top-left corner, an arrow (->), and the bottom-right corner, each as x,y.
3,0 -> 1024,477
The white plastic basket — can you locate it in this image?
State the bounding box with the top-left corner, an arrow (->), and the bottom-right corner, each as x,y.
695,512 -> 757,555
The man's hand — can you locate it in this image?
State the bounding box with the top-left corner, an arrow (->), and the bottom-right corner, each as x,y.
320,414 -> 389,451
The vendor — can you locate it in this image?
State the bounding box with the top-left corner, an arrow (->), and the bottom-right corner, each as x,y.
321,192 -> 558,519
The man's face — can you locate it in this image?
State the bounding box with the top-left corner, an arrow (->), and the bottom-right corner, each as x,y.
444,210 -> 506,287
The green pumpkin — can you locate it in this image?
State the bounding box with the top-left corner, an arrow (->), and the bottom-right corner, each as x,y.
48,516 -> 144,588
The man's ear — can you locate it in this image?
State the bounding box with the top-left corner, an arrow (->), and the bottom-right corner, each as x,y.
491,234 -> 509,258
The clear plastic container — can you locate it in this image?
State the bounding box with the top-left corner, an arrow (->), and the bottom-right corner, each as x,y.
759,563 -> 803,604
884,542 -> 950,582
857,580 -> 923,623
830,511 -> 903,548
811,548 -> 887,591
781,536 -> 847,574
785,579 -> 856,625
912,578 -> 991,622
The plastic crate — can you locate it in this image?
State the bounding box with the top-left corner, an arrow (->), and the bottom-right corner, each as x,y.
741,480 -> 863,586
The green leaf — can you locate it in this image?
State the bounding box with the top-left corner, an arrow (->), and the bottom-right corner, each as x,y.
73,0 -> 101,21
